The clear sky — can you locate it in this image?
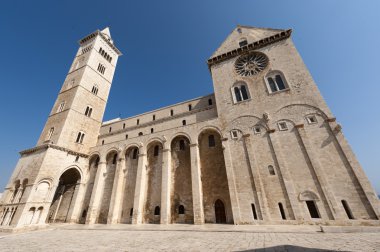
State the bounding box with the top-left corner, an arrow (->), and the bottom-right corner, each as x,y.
0,0 -> 379,194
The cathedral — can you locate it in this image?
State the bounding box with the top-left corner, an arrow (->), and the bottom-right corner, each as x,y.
0,26 -> 379,230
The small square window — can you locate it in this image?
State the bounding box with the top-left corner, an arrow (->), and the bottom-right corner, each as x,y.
278,122 -> 288,131
231,130 -> 239,139
306,115 -> 317,124
253,126 -> 261,135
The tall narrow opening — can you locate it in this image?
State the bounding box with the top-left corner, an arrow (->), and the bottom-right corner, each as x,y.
251,203 -> 258,220
306,200 -> 320,218
214,199 -> 226,224
341,200 -> 354,219
278,202 -> 286,220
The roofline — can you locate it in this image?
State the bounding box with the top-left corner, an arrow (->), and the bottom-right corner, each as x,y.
207,29 -> 292,69
78,30 -> 122,56
102,93 -> 215,126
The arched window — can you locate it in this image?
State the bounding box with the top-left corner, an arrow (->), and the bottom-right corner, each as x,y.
179,205 -> 185,215
170,109 -> 174,116
130,208 -> 133,217
188,104 -> 192,111
46,127 -> 54,141
232,83 -> 250,103
268,165 -> 275,175
154,206 -> 160,215
85,106 -> 93,117
278,203 -> 286,220
75,131 -> 85,144
265,71 -> 288,93
154,145 -> 159,156
306,200 -> 320,218
138,132 -> 143,136
341,200 -> 354,219
151,128 -> 154,133
182,120 -> 186,126
208,98 -> 213,105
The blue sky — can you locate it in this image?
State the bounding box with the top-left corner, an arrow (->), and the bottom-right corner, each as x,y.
0,0 -> 379,194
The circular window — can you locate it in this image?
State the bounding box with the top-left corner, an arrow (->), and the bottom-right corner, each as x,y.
235,52 -> 268,76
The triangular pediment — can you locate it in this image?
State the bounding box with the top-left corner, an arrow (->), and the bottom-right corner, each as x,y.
210,25 -> 287,59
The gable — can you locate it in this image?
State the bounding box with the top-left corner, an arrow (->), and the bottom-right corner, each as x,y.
210,25 -> 287,59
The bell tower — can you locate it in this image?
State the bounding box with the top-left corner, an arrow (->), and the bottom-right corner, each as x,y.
0,28 -> 122,228
37,27 -> 122,154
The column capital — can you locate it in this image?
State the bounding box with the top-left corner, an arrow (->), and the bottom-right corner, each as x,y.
162,149 -> 170,152
189,143 -> 198,147
138,153 -> 146,157
267,129 -> 276,134
242,133 -> 251,138
295,124 -> 304,129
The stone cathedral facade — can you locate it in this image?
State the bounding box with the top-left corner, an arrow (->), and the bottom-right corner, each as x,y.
0,26 -> 379,230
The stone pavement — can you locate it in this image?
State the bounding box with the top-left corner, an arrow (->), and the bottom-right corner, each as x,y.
0,224 -> 379,251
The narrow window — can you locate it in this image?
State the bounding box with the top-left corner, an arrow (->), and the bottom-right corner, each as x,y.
179,205 -> 185,215
75,156 -> 79,162
85,106 -> 92,117
231,130 -> 238,139
179,139 -> 185,150
47,127 -> 54,140
132,148 -> 138,159
278,122 -> 288,131
154,145 -> 159,156
57,102 -> 65,113
275,75 -> 286,90
79,133 -> 85,144
234,87 -> 242,102
137,119 -> 140,125
306,201 -> 320,218
306,115 -> 317,124
130,208 -> 133,217
109,127 -> 112,133
76,132 -> 82,143
267,77 -> 277,92
151,128 -> 154,133
182,120 -> 186,126
251,203 -> 258,220
253,126 -> 261,135
239,39 -> 248,47
170,109 -> 174,116
188,104 -> 192,111
91,85 -> 98,95
88,108 -> 92,117
208,99 -> 213,105
268,165 -> 275,175
95,157 -> 100,167
112,154 -> 117,164
341,200 -> 354,219
102,140 -> 105,145
154,206 -> 160,215
279,203 -> 286,220
138,132 -> 143,136
208,135 -> 215,147
153,115 -> 156,121
125,134 -> 128,139
240,85 -> 249,100
123,123 -> 126,129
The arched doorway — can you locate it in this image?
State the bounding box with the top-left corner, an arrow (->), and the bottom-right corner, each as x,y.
215,199 -> 226,224
47,168 -> 81,223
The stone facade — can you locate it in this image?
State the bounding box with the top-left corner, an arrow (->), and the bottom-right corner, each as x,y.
0,25 -> 379,230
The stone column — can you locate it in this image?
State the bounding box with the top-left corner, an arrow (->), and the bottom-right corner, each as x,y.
189,143 -> 204,224
326,119 -> 380,219
160,147 -> 172,224
242,134 -> 270,221
86,160 -> 107,224
294,124 -> 344,220
221,138 -> 242,224
132,146 -> 147,224
108,156 -> 126,224
267,130 -> 303,220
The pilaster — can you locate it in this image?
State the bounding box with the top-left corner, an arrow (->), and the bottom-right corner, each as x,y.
189,143 -> 204,224
132,147 -> 147,224
108,157 -> 126,224
160,148 -> 171,224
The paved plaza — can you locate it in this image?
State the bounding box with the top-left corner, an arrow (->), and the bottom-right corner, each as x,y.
0,224 -> 379,251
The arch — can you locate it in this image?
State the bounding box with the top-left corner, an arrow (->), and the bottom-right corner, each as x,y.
274,103 -> 330,120
170,135 -> 193,223
145,137 -> 164,148
264,70 -> 289,93
214,199 -> 226,224
47,168 -> 81,224
88,151 -> 101,161
198,129 -> 233,224
169,132 -> 193,145
33,180 -> 51,202
231,81 -> 250,103
299,190 -> 320,201
123,143 -> 141,156
198,126 -> 223,140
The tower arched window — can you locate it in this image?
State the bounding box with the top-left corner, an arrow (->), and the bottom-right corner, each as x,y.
265,71 -> 288,93
75,131 -> 85,144
232,82 -> 250,103
46,127 -> 54,141
84,106 -> 93,117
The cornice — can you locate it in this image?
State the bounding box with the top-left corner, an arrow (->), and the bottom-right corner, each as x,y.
19,143 -> 89,158
78,30 -> 122,56
207,29 -> 292,69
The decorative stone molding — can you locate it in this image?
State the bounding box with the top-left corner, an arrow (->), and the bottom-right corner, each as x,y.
267,129 -> 276,133
295,124 -> 304,129
325,117 -> 336,122
19,144 -> 88,158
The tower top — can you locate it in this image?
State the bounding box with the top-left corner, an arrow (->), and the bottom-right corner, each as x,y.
78,27 -> 122,56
